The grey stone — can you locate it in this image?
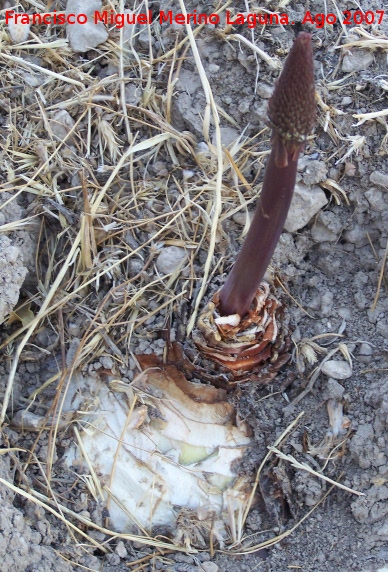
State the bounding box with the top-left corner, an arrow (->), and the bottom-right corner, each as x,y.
370,171 -> 388,189
349,423 -> 374,469
66,0 -> 108,54
115,541 -> 128,558
365,188 -> 387,212
311,219 -> 337,242
138,28 -> 155,49
156,246 -> 188,274
171,92 -> 204,137
343,225 -> 368,247
284,183 -> 328,233
302,160 -> 328,185
358,342 -> 373,364
0,236 -> 27,325
201,563 -> 219,572
232,210 -> 252,226
322,378 -> 345,401
125,84 -> 142,105
49,110 -> 76,144
177,68 -> 202,95
342,49 -> 374,72
321,360 -> 352,380
213,127 -> 240,147
341,96 -> 353,106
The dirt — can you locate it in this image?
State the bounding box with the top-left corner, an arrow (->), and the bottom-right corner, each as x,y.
1,0 -> 388,570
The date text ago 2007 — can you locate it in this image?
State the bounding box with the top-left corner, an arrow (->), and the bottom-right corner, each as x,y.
302,10 -> 384,27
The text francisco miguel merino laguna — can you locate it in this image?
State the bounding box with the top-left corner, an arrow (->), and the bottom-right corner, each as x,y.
5,9 -> 290,28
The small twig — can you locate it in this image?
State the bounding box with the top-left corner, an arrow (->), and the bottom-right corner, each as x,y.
269,446 -> 365,496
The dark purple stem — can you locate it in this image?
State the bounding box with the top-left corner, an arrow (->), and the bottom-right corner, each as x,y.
219,32 -> 316,318
219,148 -> 299,317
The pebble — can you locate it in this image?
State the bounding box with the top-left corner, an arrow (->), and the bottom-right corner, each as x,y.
155,246 -> 188,274
232,211 -> 251,226
311,219 -> 337,242
208,64 -> 220,74
284,183 -> 328,233
302,160 -> 328,185
200,563 -> 219,572
8,19 -> 30,43
370,170 -> 388,190
138,28 -> 155,49
125,84 -> 142,105
213,127 -> 240,147
365,189 -> 386,213
321,360 -> 352,380
358,342 -> 373,364
12,410 -> 45,430
341,96 -> 353,106
67,0 -> 108,53
115,541 -> 128,558
49,110 -> 76,144
343,225 -> 368,247
322,378 -> 345,401
342,49 -> 374,72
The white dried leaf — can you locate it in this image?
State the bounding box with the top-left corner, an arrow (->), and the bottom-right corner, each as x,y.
62,371 -> 252,543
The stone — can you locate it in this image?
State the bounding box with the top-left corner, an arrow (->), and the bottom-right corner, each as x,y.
156,246 -> 188,274
49,110 -> 76,144
213,127 -> 240,147
201,563 -> 219,572
321,360 -> 352,380
358,342 -> 373,364
343,225 -> 369,247
232,211 -> 251,226
365,189 -> 387,213
284,183 -> 328,233
138,28 -> 155,49
322,378 -> 345,401
125,84 -> 142,105
341,96 -> 353,106
115,541 -> 128,558
302,160 -> 328,185
349,423 -> 374,469
8,18 -> 30,43
342,49 -> 374,72
177,68 -> 202,95
311,218 -> 337,242
0,236 -> 27,325
66,0 -> 108,54
370,171 -> 388,190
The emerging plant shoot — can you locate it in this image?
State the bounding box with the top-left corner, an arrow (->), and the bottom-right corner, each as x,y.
219,32 -> 316,317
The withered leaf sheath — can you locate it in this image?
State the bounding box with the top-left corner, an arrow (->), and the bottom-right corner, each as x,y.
219,32 -> 316,317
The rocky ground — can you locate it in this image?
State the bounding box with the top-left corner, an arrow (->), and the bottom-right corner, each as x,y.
0,0 -> 388,570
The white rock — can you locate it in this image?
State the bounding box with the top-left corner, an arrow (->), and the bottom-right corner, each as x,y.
232,211 -> 252,226
115,541 -> 128,559
66,0 -> 108,54
8,18 -> 30,43
156,246 -> 188,274
284,183 -> 328,233
342,49 -> 374,73
321,360 -> 352,380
